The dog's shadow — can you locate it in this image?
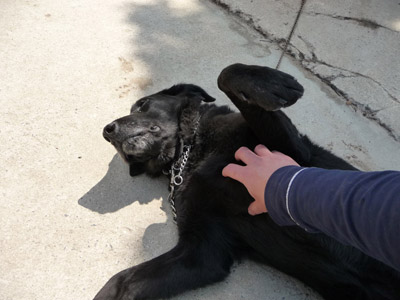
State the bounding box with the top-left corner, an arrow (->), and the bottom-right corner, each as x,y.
79,154 -> 169,214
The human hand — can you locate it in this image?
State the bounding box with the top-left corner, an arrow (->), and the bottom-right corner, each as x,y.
222,145 -> 299,215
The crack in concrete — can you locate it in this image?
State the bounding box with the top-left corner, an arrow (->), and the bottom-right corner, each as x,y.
374,105 -> 400,113
288,48 -> 400,141
294,36 -> 399,105
299,53 -> 400,105
208,0 -> 400,142
297,35 -> 316,57
306,12 -> 399,33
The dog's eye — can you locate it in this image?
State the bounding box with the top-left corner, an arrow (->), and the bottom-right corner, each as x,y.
150,125 -> 160,132
133,99 -> 149,112
138,99 -> 147,107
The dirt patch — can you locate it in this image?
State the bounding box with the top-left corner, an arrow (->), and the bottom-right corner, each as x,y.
118,57 -> 134,73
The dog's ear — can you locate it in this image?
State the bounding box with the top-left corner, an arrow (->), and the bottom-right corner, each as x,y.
129,163 -> 145,177
161,84 -> 215,103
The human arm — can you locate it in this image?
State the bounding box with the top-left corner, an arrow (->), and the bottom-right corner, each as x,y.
266,165 -> 400,272
222,145 -> 400,271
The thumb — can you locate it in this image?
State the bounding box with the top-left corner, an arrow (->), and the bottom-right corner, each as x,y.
248,200 -> 267,216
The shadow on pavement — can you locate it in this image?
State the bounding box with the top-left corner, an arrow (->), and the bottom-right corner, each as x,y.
121,0 -> 231,95
79,154 -> 168,214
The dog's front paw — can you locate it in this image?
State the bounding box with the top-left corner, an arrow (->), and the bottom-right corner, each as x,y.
218,63 -> 304,111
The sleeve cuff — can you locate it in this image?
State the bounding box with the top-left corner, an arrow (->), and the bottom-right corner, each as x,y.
265,166 -> 317,233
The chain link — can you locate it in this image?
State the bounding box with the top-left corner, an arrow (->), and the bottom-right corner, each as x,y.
167,115 -> 201,224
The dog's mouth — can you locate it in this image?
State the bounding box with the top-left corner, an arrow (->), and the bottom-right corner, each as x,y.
118,135 -> 158,163
120,150 -> 151,164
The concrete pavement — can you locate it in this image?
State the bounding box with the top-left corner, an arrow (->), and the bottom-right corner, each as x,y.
213,0 -> 400,141
1,0 -> 399,299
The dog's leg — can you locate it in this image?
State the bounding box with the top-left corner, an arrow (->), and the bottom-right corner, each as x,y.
93,235 -> 233,300
217,63 -> 311,164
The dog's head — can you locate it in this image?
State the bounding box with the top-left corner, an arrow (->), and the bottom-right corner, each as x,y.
103,84 -> 215,177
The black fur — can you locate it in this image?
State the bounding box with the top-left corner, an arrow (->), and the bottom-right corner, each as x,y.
97,63 -> 400,300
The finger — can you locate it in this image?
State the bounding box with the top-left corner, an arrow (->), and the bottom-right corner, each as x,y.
222,163 -> 246,183
271,150 -> 285,156
271,151 -> 300,166
248,200 -> 267,216
234,147 -> 259,165
271,150 -> 288,157
254,144 -> 272,157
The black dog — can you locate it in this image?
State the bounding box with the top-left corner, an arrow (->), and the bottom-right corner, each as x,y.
96,64 -> 400,300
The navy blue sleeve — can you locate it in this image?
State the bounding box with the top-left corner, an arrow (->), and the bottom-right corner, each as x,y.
265,166 -> 400,272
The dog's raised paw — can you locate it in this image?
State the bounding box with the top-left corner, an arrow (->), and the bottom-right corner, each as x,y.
218,63 -> 304,111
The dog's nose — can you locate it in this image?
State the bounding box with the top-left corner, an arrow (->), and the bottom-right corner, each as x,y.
103,121 -> 119,142
105,122 -> 118,134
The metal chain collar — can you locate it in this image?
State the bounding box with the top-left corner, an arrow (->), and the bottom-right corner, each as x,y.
167,115 -> 201,223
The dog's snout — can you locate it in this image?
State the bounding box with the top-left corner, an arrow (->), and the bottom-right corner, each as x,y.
103,122 -> 119,142
105,122 -> 118,134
